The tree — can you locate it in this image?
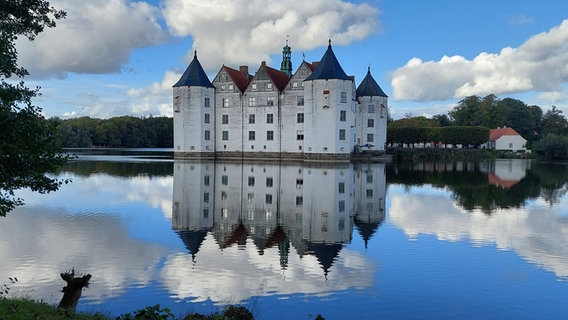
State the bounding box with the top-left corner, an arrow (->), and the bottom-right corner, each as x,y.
540,106 -> 568,137
0,1 -> 68,215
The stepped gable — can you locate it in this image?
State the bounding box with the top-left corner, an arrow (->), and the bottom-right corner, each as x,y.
264,64 -> 290,92
173,51 -> 214,88
304,41 -> 350,81
222,65 -> 253,93
356,67 -> 388,97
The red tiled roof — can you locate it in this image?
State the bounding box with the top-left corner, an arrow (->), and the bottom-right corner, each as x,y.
488,173 -> 518,188
489,127 -> 521,142
222,65 -> 252,93
265,65 -> 290,92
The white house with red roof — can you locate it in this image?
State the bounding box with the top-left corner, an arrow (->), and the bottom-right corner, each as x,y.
488,127 -> 527,152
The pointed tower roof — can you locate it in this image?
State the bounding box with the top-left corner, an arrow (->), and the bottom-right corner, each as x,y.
356,67 -> 388,97
304,40 -> 350,81
173,51 -> 214,88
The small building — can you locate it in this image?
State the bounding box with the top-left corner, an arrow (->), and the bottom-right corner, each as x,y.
488,127 -> 527,152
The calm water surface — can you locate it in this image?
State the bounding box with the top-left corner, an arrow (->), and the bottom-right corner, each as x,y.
1,151 -> 568,319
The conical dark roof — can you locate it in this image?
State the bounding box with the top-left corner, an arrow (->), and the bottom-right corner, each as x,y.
308,242 -> 343,277
356,67 -> 387,97
176,229 -> 208,257
304,41 -> 350,81
173,52 -> 214,88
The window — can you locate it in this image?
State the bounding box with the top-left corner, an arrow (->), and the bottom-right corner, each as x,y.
380,105 -> 385,118
222,175 -> 228,185
339,200 -> 345,211
203,192 -> 210,203
221,85 -> 226,91
296,196 -> 303,206
203,208 -> 209,219
338,182 -> 345,194
249,114 -> 255,124
297,113 -> 304,123
204,113 -> 210,124
204,97 -> 210,108
266,177 -> 273,187
267,83 -> 273,90
228,84 -> 234,91
252,83 -> 257,90
223,98 -> 229,107
204,175 -> 210,186
248,176 -> 255,186
368,119 -> 374,128
204,130 -> 210,140
267,97 -> 274,106
266,113 -> 273,124
366,189 -> 373,198
297,95 -> 304,106
222,114 -> 228,124
340,110 -> 346,122
249,97 -> 256,107
368,105 -> 375,113
248,193 -> 254,202
249,131 -> 255,141
292,81 -> 298,88
297,130 -> 304,140
296,179 -> 303,189
267,130 -> 274,141
222,131 -> 229,140
265,194 -> 273,204
340,91 -> 347,103
339,129 -> 346,141
367,133 -> 374,142
366,174 -> 373,183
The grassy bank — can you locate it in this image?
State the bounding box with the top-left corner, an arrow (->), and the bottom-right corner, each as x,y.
0,298 -> 264,320
391,147 -> 532,162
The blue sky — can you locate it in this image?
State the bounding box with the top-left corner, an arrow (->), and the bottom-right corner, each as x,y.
15,0 -> 568,119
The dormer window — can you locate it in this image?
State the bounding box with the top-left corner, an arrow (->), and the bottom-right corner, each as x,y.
267,83 -> 273,90
252,83 -> 257,90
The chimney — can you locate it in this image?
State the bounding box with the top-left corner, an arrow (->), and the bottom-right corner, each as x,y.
239,65 -> 249,77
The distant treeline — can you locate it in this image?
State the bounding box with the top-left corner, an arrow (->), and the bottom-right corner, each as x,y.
49,116 -> 173,148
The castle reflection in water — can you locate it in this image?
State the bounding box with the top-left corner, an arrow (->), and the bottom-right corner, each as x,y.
172,160 -> 386,275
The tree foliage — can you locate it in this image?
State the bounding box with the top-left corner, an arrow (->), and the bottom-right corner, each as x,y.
0,0 -> 68,214
54,116 -> 173,148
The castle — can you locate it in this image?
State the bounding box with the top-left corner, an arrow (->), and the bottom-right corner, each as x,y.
173,40 -> 388,160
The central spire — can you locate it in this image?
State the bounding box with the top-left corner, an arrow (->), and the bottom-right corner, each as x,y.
280,37 -> 292,77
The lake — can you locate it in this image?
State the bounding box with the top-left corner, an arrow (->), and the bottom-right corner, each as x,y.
2,150 -> 568,319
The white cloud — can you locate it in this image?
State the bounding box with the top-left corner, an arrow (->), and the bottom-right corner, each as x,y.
391,19 -> 568,103
16,0 -> 167,78
389,190 -> 568,278
162,0 -> 380,72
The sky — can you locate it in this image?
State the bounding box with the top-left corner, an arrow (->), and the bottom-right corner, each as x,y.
14,0 -> 568,120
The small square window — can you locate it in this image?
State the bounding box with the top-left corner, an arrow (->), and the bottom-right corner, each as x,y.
249,97 -> 256,107
296,130 -> 304,140
267,83 -> 273,90
267,97 -> 274,106
252,83 -> 257,90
